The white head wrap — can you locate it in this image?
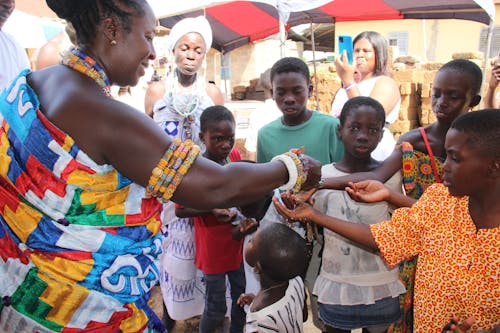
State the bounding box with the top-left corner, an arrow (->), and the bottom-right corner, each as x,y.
167,16 -> 212,53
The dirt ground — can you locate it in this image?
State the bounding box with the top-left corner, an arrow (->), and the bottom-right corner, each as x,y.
149,286 -> 320,332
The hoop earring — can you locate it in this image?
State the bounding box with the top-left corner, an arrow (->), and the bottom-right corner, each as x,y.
110,40 -> 117,46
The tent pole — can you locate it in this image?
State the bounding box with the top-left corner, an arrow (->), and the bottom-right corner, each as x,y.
480,19 -> 495,109
310,22 -> 320,111
279,20 -> 286,58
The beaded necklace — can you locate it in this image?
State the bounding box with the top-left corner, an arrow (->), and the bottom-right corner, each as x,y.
61,47 -> 111,97
166,69 -> 202,140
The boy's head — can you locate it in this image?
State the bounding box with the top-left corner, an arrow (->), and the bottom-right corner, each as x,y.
338,96 -> 385,159
199,105 -> 236,162
443,109 -> 500,197
245,223 -> 310,283
270,57 -> 312,123
432,59 -> 482,124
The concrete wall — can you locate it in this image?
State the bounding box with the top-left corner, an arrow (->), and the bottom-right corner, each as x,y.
334,19 -> 484,63
205,39 -> 304,95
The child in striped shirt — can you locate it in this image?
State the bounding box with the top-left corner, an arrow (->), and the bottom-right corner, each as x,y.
238,223 -> 310,332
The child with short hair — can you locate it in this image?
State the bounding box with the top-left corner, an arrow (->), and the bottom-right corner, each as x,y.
175,105 -> 246,333
257,56 -> 344,330
275,109 -> 500,333
238,223 -> 311,333
312,96 -> 405,333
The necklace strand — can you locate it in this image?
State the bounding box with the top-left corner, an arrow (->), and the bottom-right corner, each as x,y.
260,281 -> 288,294
62,47 -> 111,97
169,69 -> 201,118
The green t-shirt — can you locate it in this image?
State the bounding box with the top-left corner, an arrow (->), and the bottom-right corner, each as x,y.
256,111 -> 344,164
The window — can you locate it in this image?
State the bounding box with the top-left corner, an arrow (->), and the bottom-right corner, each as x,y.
479,26 -> 500,58
387,31 -> 409,56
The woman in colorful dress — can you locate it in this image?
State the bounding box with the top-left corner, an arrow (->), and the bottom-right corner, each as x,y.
0,1 -> 320,332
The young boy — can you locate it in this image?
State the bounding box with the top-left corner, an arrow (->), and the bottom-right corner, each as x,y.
237,223 -> 311,333
274,109 -> 500,333
175,105 -> 246,333
256,57 -> 344,165
256,56 -> 344,330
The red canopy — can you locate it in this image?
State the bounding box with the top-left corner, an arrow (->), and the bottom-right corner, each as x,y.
157,0 -> 494,53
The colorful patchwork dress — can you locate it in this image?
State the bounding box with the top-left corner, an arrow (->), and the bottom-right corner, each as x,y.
0,71 -> 166,332
388,127 -> 444,333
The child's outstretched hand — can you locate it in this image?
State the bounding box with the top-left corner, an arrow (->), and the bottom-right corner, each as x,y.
239,218 -> 259,235
273,192 -> 316,223
442,316 -> 475,333
212,209 -> 237,223
346,180 -> 390,203
237,293 -> 255,307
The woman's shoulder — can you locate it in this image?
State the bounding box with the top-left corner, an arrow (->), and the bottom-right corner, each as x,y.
374,75 -> 398,87
206,82 -> 224,105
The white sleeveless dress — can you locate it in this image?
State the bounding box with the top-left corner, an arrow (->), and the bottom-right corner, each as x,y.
153,74 -> 214,320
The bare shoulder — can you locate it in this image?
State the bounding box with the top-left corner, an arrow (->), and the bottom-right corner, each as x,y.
397,127 -> 422,145
375,75 -> 399,89
206,83 -> 225,105
145,79 -> 166,100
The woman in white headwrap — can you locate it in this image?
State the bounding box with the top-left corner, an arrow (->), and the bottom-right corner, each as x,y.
144,16 -> 225,324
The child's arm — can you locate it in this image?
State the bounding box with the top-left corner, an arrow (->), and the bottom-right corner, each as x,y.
319,148 -> 403,190
232,218 -> 259,240
346,180 -> 417,208
273,194 -> 378,251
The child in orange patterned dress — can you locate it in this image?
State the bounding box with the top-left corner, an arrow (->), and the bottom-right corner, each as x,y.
274,109 -> 500,333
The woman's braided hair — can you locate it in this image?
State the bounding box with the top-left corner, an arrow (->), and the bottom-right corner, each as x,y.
46,0 -> 146,47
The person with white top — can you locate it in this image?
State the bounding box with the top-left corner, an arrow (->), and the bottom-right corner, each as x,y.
0,0 -> 29,92
331,31 -> 401,161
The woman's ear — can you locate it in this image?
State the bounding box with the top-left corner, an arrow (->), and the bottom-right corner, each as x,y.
102,17 -> 119,45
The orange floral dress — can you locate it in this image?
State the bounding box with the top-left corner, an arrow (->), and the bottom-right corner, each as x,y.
371,184 -> 500,333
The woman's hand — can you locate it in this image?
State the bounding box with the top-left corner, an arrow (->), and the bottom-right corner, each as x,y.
300,155 -> 322,191
345,180 -> 390,203
335,50 -> 356,86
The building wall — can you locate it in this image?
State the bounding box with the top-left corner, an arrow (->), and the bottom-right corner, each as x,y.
205,39 -> 304,94
334,18 -> 485,63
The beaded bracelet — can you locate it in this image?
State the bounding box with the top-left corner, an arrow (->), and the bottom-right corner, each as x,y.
271,152 -> 307,193
146,140 -> 201,201
271,154 -> 298,191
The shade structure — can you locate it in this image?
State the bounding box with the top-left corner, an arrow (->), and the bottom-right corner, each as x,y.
152,0 -> 495,53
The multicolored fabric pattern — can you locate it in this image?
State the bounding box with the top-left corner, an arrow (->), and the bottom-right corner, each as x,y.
400,141 -> 444,200
0,71 -> 166,332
